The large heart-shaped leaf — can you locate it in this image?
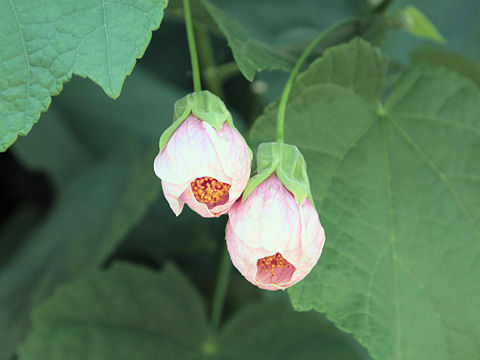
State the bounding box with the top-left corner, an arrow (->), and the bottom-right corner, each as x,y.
0,0 -> 168,151
250,38 -> 480,359
18,264 -> 209,360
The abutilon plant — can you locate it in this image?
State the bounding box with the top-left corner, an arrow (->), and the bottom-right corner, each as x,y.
3,0 -> 476,358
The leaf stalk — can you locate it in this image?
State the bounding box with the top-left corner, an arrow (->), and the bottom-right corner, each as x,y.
210,242 -> 231,335
276,18 -> 360,143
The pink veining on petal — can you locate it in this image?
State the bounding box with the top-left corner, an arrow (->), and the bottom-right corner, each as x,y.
228,175 -> 301,252
201,121 -> 251,213
155,115 -> 229,185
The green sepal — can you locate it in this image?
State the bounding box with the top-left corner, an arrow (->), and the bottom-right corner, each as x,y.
242,142 -> 314,206
158,90 -> 236,151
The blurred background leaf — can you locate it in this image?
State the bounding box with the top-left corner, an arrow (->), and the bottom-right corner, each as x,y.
18,263 -> 209,360
382,0 -> 480,64
18,263 -> 370,360
0,66 -> 183,359
0,146 -> 160,359
217,300 -> 371,360
411,47 -> 480,88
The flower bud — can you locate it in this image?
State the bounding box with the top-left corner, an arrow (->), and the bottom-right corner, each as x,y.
226,143 -> 325,290
154,91 -> 252,217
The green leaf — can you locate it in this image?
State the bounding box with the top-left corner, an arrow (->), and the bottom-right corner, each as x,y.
411,47 -> 480,88
18,263 -> 369,359
202,0 -> 294,81
12,106 -> 91,187
53,67 -> 184,157
391,6 -> 445,43
251,38 -> 480,359
218,301 -> 370,360
0,146 -> 160,360
18,263 -> 209,359
0,0 -> 168,151
382,0 -> 480,64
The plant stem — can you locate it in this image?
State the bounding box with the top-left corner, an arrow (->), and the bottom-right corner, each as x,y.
183,0 -> 201,92
210,243 -> 231,334
196,25 -> 223,97
276,18 -> 359,143
209,62 -> 240,83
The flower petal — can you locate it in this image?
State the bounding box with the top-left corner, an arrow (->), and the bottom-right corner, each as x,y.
154,115 -> 229,185
203,122 -> 251,201
181,185 -> 217,218
228,175 -> 301,251
161,180 -> 189,216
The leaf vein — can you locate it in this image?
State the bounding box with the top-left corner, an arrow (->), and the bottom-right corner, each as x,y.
101,0 -> 113,92
381,116 -> 402,360
389,115 -> 480,239
316,116 -> 377,209
8,0 -> 31,129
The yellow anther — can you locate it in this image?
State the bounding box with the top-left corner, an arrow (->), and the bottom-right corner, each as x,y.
191,176 -> 231,206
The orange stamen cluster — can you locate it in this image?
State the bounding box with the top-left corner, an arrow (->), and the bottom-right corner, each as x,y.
257,252 -> 292,276
191,176 -> 231,206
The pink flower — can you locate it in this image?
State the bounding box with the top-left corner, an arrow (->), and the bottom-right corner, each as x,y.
154,115 -> 251,217
226,174 -> 325,290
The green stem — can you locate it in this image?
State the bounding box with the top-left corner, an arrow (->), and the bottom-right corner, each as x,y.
276,18 -> 359,143
209,62 -> 240,83
196,25 -> 223,97
183,0 -> 201,92
210,243 -> 231,334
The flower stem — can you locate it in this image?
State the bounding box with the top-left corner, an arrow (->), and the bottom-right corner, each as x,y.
196,25 -> 223,97
183,0 -> 201,92
276,18 -> 359,143
210,242 -> 231,334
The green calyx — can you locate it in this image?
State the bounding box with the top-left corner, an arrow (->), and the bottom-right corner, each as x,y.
242,142 -> 314,206
158,90 -> 236,151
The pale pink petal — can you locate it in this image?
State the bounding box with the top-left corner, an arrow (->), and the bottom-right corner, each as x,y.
154,115 -> 229,185
228,175 -> 301,251
226,218 -> 276,286
180,185 -> 216,218
203,122 -> 251,203
161,180 -> 189,216
301,198 -> 326,260
289,198 -> 325,285
226,175 -> 326,291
